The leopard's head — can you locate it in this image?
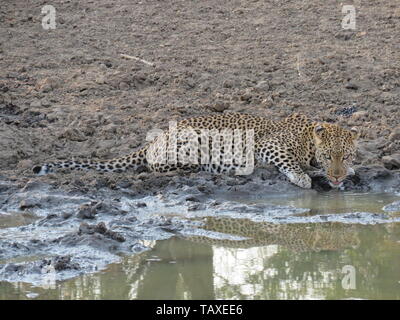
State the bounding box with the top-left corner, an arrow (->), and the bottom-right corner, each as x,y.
313,123 -> 359,188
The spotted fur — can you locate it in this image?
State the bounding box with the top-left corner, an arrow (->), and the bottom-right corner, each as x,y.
33,112 -> 359,189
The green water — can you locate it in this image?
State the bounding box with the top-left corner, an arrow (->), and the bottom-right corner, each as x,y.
1,192 -> 400,300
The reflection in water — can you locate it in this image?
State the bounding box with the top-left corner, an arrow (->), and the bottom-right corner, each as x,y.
1,220 -> 400,300
186,217 -> 360,252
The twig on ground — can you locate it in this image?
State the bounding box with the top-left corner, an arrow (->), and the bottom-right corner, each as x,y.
120,54 -> 155,67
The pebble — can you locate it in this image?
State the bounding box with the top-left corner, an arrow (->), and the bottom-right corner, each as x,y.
95,76 -> 106,84
59,128 -> 87,142
77,203 -> 98,219
35,77 -> 61,92
17,159 -> 33,169
388,127 -> 400,142
30,100 -> 42,108
210,101 -> 229,112
119,81 -> 130,90
41,99 -> 51,107
351,111 -> 368,121
136,202 -> 147,208
382,154 -> 400,170
19,199 -> 40,210
255,80 -> 270,91
345,82 -> 359,90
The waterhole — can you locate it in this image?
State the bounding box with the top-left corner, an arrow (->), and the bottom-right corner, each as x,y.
1,192 -> 399,300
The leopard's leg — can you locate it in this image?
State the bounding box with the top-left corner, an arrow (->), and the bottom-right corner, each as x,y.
255,139 -> 312,189
33,147 -> 149,175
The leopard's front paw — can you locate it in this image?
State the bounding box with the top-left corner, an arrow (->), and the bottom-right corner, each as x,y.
287,172 -> 312,189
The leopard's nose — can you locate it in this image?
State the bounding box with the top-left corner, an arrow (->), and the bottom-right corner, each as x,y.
327,173 -> 345,183
332,169 -> 343,177
331,174 -> 344,181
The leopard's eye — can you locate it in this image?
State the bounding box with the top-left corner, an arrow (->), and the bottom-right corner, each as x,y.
324,155 -> 331,161
343,154 -> 351,160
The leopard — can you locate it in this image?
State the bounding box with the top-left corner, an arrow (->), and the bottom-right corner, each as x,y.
32,112 -> 360,189
182,216 -> 360,252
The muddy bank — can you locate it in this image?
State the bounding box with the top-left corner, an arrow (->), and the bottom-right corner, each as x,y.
1,167 -> 400,285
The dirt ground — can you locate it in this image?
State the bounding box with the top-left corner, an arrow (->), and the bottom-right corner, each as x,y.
1,0 -> 400,189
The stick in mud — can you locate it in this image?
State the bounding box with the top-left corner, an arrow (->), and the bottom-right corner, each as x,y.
120,54 -> 155,67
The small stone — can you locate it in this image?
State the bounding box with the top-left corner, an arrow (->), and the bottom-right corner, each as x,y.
17,159 -> 33,169
41,99 -> 51,107
30,100 -> 42,108
77,203 -> 97,219
136,202 -> 147,208
188,204 -> 201,211
223,79 -> 234,88
388,127 -> 400,142
109,232 -> 125,243
382,154 -> 400,170
59,128 -> 87,142
53,256 -> 79,271
255,80 -> 270,91
119,81 -> 129,90
79,222 -> 125,242
35,77 -> 61,92
79,222 -> 94,234
210,101 -> 229,112
46,213 -> 57,219
185,196 -> 200,202
95,76 -> 106,84
240,90 -> 253,102
381,84 -> 391,92
19,199 -> 40,210
351,111 -> 368,120
94,222 -> 107,234
62,212 -> 73,219
345,82 -> 359,90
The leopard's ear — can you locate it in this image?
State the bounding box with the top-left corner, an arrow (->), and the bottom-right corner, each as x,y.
350,127 -> 360,140
314,125 -> 325,135
313,124 -> 325,145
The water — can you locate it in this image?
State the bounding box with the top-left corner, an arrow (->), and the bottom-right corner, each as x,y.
1,192 -> 400,300
0,211 -> 39,229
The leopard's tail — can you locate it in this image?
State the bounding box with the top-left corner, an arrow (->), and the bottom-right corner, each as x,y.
33,147 -> 148,175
